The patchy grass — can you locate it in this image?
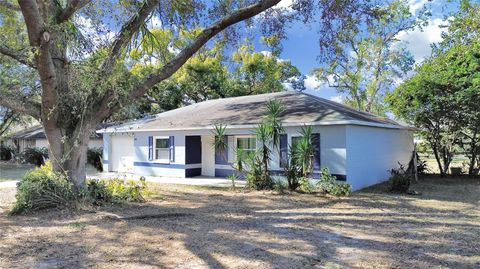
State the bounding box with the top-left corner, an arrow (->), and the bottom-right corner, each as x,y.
0,163 -> 101,182
0,176 -> 479,268
0,163 -> 33,182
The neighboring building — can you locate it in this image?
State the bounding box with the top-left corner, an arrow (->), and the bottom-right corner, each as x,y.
99,91 -> 414,191
8,125 -> 104,152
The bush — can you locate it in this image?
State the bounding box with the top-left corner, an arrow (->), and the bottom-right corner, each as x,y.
389,164 -> 411,193
0,145 -> 14,161
245,155 -> 274,190
87,177 -> 148,205
87,148 -> 103,172
273,178 -> 288,193
327,182 -> 352,196
316,168 -> 352,196
298,177 -> 315,193
20,147 -> 48,166
11,162 -> 77,214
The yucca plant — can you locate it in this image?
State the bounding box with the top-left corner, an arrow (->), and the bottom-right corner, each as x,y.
265,99 -> 285,150
255,123 -> 273,188
212,123 -> 228,159
294,125 -> 315,177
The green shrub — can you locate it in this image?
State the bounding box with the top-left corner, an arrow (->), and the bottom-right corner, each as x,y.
245,155 -> 273,190
11,162 -> 77,214
298,177 -> 315,193
389,164 -> 411,193
327,182 -> 352,196
316,168 -> 352,196
87,177 -> 148,204
0,145 -> 14,161
273,178 -> 288,193
87,148 -> 103,172
19,147 -> 48,166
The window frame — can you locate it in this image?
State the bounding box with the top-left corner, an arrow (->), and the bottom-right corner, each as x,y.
153,136 -> 170,163
235,135 -> 257,159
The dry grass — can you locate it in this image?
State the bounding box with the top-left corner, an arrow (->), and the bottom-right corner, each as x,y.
0,176 -> 479,269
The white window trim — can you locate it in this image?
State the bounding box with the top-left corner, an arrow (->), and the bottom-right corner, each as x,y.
234,135 -> 257,160
153,136 -> 170,164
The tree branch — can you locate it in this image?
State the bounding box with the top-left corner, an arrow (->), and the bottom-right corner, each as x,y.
0,0 -> 21,11
99,0 -> 160,77
0,45 -> 35,68
58,0 -> 91,23
0,87 -> 41,119
132,0 -> 281,99
95,0 -> 281,120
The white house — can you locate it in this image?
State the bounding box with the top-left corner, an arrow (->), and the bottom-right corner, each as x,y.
8,125 -> 104,152
98,91 -> 414,191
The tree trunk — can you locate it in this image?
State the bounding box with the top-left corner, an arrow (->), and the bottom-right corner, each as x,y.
431,144 -> 445,176
44,121 -> 94,191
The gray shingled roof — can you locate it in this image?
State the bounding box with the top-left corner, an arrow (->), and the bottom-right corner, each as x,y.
10,124 -> 111,139
101,91 -> 405,132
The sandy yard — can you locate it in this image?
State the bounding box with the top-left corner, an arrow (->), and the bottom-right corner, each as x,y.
0,176 -> 479,269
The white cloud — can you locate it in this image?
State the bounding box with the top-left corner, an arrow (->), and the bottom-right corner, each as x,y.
397,18 -> 445,62
304,75 -> 322,90
149,15 -> 162,29
275,0 -> 294,10
409,0 -> 429,14
330,95 -> 344,103
260,50 -> 272,57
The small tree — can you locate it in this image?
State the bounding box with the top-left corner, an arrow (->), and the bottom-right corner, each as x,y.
294,125 -> 315,177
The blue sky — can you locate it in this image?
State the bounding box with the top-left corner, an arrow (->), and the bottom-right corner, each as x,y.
249,0 -> 460,102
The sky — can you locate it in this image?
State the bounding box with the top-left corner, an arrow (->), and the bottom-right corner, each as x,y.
251,0 -> 459,102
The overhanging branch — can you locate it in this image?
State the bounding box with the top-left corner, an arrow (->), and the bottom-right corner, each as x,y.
0,87 -> 41,120
58,0 -> 91,23
94,0 -> 281,120
0,45 -> 36,68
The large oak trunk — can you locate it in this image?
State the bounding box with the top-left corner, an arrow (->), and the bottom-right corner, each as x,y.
44,123 -> 92,191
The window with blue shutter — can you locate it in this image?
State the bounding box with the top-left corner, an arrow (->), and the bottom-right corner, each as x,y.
169,136 -> 175,162
148,136 -> 153,161
279,134 -> 288,167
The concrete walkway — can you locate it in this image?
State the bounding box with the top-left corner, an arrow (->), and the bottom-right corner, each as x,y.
0,181 -> 18,188
0,170 -> 243,189
91,172 -> 244,188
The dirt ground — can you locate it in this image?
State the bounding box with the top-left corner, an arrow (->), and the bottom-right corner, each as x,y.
0,177 -> 479,269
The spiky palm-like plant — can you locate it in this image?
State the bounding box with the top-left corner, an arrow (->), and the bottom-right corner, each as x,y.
255,123 -> 273,188
265,99 -> 285,150
294,125 -> 315,177
212,123 -> 228,159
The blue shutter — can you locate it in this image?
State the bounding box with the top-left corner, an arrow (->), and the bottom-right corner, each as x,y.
312,133 -> 320,170
215,136 -> 229,165
279,134 -> 288,167
169,136 -> 175,162
148,136 -> 153,161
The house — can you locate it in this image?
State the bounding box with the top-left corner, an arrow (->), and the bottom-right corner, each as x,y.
98,91 -> 414,191
7,125 -> 104,152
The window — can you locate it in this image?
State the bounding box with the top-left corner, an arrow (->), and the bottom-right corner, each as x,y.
291,136 -> 302,149
155,137 -> 169,162
237,137 -> 256,157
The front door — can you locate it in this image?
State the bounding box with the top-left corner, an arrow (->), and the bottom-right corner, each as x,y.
201,136 -> 215,176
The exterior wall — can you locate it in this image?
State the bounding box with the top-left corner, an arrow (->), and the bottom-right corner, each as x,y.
214,125 -> 348,179
102,135 -> 110,172
346,125 -> 413,191
14,138 -> 103,152
133,131 -> 188,178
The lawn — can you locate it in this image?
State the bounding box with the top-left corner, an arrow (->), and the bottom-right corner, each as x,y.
0,176 -> 479,268
0,163 -> 34,182
0,163 -> 101,182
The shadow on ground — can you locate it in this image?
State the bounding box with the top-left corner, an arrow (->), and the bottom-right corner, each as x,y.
0,176 -> 479,268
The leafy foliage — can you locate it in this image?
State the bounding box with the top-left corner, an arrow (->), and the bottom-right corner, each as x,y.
388,164 -> 411,193
11,162 -> 77,214
316,168 -> 351,196
87,178 -> 148,204
313,0 -> 424,115
0,145 -> 14,161
294,125 -> 315,177
87,148 -> 103,172
19,147 -> 48,166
